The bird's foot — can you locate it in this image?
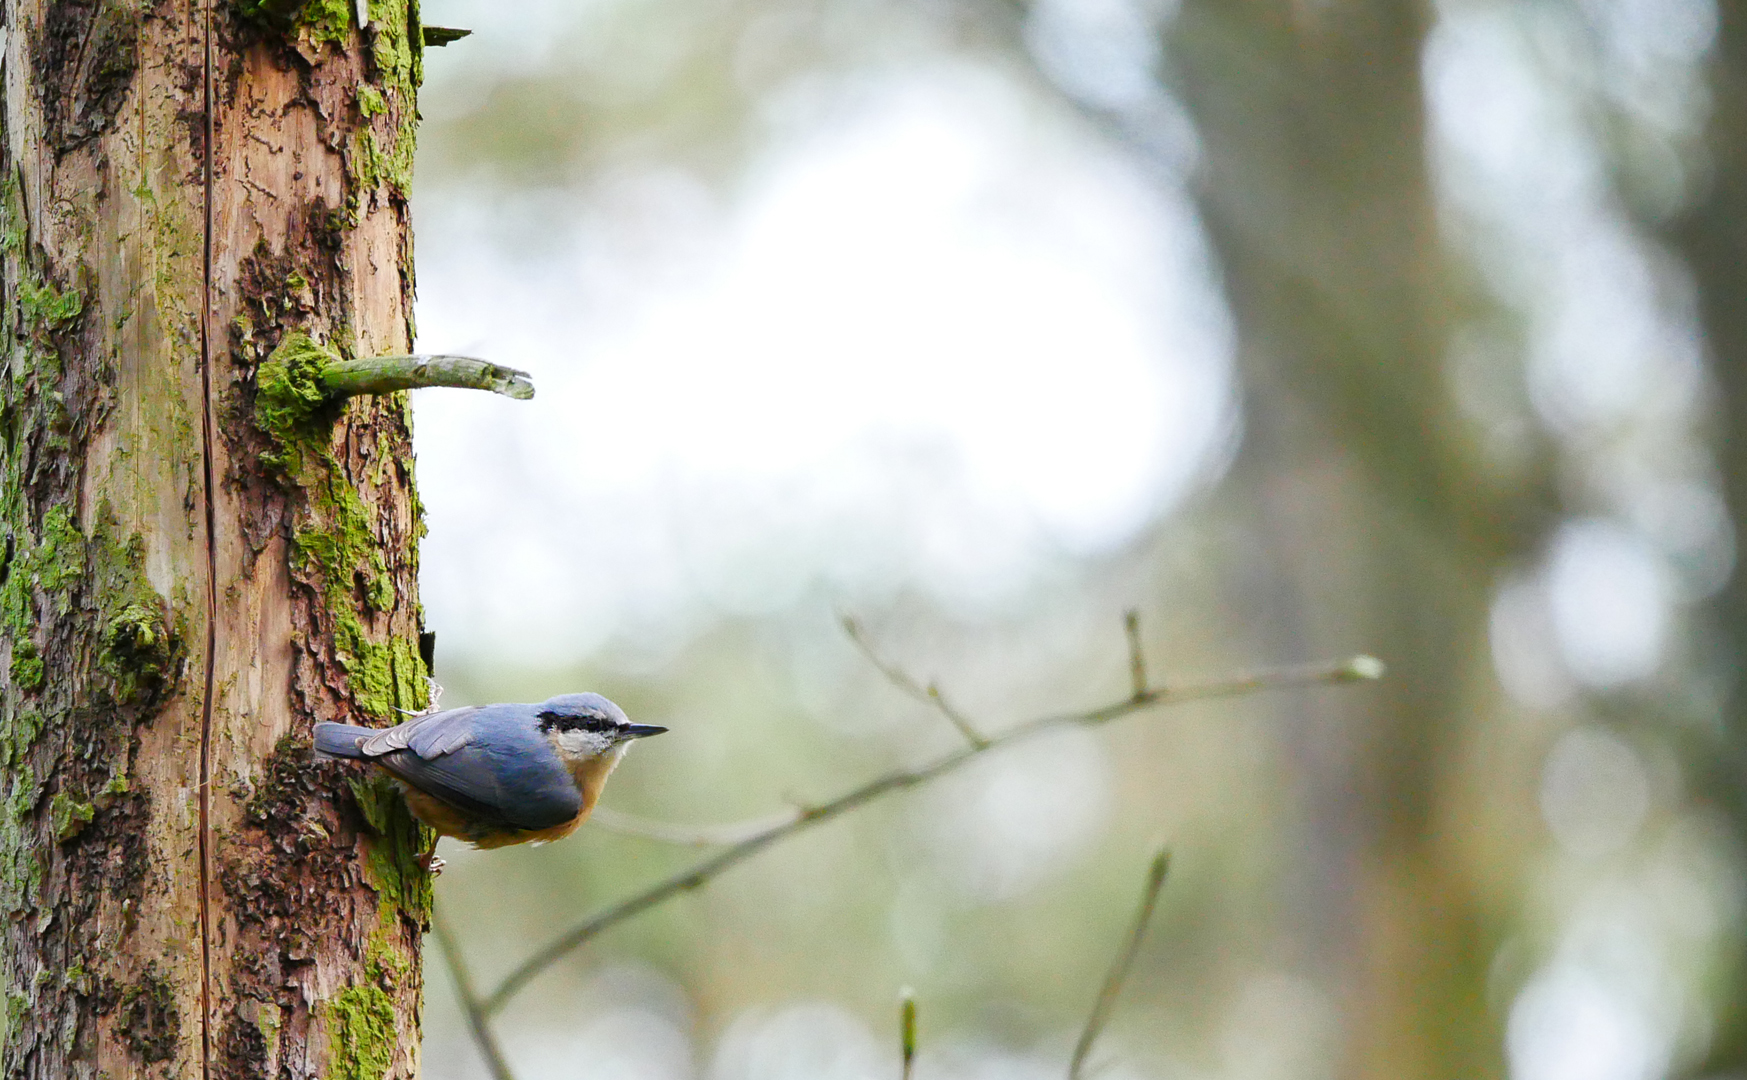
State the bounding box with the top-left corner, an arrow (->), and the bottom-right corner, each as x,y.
419,681 -> 447,716
394,678 -> 446,718
417,851 -> 446,876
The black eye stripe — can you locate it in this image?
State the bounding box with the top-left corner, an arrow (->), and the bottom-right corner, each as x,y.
538,711 -> 617,734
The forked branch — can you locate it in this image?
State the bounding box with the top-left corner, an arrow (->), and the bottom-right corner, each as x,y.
478,648 -> 1384,1014
842,615 -> 989,748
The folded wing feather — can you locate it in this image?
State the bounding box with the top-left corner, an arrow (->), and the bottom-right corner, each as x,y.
358,705 -> 482,759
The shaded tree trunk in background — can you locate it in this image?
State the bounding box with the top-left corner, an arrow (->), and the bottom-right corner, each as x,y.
1165,3 -> 1554,1077
0,2 -> 434,1077
1669,6 -> 1747,1074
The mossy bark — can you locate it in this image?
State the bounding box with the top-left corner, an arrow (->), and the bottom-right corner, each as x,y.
0,2 -> 432,1077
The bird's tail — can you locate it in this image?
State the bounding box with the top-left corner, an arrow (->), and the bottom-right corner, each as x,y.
313,722 -> 375,760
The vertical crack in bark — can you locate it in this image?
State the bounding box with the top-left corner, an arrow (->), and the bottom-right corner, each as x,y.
196,0 -> 219,1077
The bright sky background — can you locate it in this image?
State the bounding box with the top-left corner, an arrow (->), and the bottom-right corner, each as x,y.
410,56 -> 1234,667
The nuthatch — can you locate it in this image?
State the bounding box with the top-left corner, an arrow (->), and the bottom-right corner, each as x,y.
313,692 -> 666,851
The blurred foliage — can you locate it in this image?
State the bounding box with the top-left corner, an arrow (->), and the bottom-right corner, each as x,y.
409,1 -> 1747,1079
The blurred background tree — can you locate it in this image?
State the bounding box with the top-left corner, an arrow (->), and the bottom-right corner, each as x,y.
407,0 -> 1745,1078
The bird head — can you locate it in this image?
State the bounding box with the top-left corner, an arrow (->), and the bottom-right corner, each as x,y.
536,692 -> 667,764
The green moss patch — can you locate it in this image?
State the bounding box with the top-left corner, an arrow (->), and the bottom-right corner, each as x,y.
356,85 -> 386,119
341,0 -> 423,221
326,983 -> 396,1080
0,711 -> 44,769
19,279 -> 81,335
0,502 -> 182,709
300,0 -> 355,45
47,792 -> 93,843
90,508 -> 185,709
347,772 -> 432,919
235,0 -> 353,44
9,644 -> 42,693
255,331 -> 342,466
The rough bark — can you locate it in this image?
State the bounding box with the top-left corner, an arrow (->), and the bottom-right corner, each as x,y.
0,2 -> 434,1078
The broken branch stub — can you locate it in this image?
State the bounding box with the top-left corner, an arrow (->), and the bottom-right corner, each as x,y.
320,355 -> 536,401
422,26 -> 474,45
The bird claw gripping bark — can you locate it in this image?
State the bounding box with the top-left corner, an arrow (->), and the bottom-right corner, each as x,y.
394,678 -> 445,718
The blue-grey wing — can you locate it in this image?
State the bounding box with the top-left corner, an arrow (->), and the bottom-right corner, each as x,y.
371,709 -> 583,831
358,705 -> 484,759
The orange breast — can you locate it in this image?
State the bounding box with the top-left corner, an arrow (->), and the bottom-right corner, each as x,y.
472,814 -> 587,849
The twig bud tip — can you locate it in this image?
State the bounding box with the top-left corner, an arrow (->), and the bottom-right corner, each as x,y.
1342,655 -> 1386,681
900,988 -> 918,1076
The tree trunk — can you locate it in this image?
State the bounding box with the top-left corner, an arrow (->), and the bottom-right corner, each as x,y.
1166,3 -> 1554,1077
0,2 -> 434,1077
1668,6 -> 1747,1074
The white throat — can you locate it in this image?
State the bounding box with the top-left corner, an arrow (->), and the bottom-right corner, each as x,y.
550,728 -> 628,766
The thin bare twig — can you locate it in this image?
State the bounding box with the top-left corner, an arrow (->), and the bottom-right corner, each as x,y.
432,909 -> 519,1080
842,615 -> 989,748
479,652 -> 1383,1015
588,805 -> 802,847
1069,849 -> 1171,1080
901,987 -> 918,1080
1123,610 -> 1148,700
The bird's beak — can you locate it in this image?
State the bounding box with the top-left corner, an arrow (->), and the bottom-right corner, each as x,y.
620,724 -> 668,740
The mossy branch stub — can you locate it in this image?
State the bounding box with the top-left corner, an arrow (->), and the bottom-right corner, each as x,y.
256,334 -> 533,427
255,332 -> 341,450
421,26 -> 472,46
321,356 -> 534,400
